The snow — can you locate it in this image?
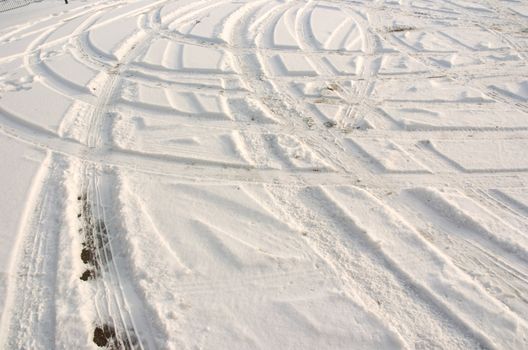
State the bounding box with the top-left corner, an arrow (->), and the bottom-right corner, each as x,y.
0,0 -> 528,349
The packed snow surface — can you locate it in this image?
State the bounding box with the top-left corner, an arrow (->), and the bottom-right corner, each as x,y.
0,0 -> 528,349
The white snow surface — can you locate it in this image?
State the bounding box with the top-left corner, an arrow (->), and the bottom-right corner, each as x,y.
0,0 -> 528,349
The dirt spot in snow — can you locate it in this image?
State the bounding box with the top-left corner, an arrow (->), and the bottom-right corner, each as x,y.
93,325 -> 117,347
384,25 -> 416,33
80,269 -> 96,281
324,121 -> 337,128
93,324 -> 138,349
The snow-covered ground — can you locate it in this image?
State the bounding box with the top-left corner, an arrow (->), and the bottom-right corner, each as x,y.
0,0 -> 527,348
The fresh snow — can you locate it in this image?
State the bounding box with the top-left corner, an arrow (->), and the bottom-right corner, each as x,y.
0,0 -> 527,349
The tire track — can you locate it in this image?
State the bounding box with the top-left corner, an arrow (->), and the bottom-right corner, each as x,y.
56,2 -> 167,348
78,164 -> 154,349
390,187 -> 528,321
0,153 -> 67,349
262,184 -> 486,349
